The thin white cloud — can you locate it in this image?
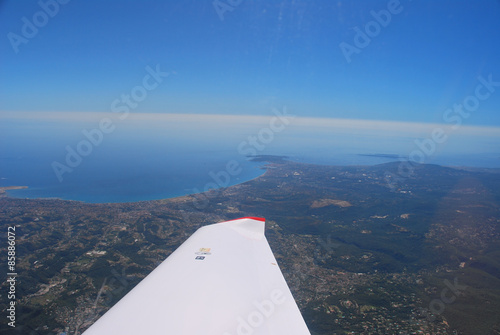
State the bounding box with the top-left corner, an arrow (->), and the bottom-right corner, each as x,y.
290,117 -> 500,138
2,111 -> 500,138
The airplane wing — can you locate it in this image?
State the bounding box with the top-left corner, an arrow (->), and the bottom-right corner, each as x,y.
82,217 -> 311,334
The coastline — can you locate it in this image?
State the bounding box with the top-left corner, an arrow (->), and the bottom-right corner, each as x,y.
0,158 -> 272,204
2,155 -> 499,204
0,186 -> 28,197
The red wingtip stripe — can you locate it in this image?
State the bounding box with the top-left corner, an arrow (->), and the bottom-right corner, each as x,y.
225,216 -> 266,222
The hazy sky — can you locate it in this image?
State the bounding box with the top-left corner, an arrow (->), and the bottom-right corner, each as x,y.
2,0 -> 500,127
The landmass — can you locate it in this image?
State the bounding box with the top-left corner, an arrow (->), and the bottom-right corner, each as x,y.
247,154 -> 290,163
358,153 -> 406,159
1,159 -> 499,334
0,186 -> 28,198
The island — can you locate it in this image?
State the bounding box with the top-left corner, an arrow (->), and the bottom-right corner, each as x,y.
0,186 -> 28,196
0,186 -> 28,197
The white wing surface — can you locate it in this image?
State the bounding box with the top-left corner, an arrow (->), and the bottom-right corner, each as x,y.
83,217 -> 311,334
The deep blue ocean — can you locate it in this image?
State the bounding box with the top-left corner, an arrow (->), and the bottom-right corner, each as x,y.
1,139 -> 268,203
1,115 -> 499,203
2,156 -> 268,204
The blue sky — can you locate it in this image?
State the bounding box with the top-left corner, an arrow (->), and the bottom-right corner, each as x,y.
1,0 -> 500,126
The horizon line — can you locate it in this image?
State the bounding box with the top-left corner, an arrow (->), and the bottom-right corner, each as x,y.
2,110 -> 500,136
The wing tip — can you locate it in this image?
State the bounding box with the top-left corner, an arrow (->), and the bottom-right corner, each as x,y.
219,217 -> 266,239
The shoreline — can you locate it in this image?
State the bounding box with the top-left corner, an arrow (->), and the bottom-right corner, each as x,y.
0,185 -> 28,197
2,157 -> 499,205
0,160 -> 273,205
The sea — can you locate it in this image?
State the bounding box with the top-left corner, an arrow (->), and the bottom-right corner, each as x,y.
1,114 -> 499,203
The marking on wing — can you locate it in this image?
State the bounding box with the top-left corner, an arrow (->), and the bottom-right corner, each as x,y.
195,247 -> 212,260
195,247 -> 212,255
